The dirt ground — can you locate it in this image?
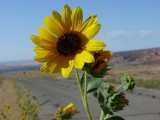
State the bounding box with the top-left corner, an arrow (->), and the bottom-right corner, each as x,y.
0,80 -> 21,120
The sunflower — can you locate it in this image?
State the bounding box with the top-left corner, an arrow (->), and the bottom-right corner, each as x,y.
30,4 -> 106,78
54,103 -> 76,120
83,50 -> 113,77
91,50 -> 113,73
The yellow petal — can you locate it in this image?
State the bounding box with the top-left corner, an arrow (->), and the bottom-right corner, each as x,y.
61,60 -> 73,78
30,35 -> 41,45
71,108 -> 76,115
66,103 -> 73,108
62,4 -> 72,30
71,6 -> 83,31
40,62 -> 51,73
73,50 -> 94,68
86,40 -> 106,51
49,56 -> 69,74
38,27 -> 58,42
34,54 -> 54,62
82,24 -> 100,39
50,63 -> 61,74
44,16 -> 65,37
30,35 -> 57,50
52,10 -> 66,29
80,15 -> 97,32
34,46 -> 57,62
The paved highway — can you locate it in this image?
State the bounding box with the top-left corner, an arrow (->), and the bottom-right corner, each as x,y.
18,79 -> 160,120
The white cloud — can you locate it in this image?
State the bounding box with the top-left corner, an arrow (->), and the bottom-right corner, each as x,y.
97,30 -> 159,52
105,30 -> 153,40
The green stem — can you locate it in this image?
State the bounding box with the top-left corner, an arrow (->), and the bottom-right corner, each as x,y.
100,111 -> 105,120
75,69 -> 92,120
75,68 -> 84,103
84,71 -> 92,120
116,84 -> 125,90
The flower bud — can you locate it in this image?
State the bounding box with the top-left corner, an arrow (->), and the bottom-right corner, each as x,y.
122,74 -> 135,92
107,91 -> 129,112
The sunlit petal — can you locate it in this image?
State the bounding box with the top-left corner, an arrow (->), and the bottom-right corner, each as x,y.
38,27 -> 58,42
71,6 -> 83,31
62,60 -> 74,78
82,24 -> 100,39
44,16 -> 65,37
86,40 -> 106,51
74,50 -> 94,68
62,4 -> 72,30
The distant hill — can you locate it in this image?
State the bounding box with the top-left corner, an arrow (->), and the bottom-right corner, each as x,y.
0,47 -> 160,72
0,60 -> 41,72
110,47 -> 160,65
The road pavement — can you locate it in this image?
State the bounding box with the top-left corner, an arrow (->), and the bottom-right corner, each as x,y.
18,79 -> 160,120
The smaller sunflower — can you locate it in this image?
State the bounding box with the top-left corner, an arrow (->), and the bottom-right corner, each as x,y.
91,50 -> 113,73
31,4 -> 106,78
83,50 -> 113,77
54,103 -> 76,120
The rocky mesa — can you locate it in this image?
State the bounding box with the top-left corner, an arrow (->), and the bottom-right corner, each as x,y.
110,47 -> 160,65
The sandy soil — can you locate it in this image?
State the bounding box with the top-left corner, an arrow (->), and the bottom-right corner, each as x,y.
0,80 -> 21,120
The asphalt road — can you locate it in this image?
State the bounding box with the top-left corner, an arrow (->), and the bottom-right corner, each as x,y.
18,79 -> 160,120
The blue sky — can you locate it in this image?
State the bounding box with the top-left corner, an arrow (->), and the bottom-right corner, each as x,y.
0,0 -> 160,62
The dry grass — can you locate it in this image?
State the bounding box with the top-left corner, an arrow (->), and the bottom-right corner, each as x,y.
0,73 -> 4,84
2,63 -> 160,89
0,80 -> 21,119
104,64 -> 160,89
2,69 -> 76,81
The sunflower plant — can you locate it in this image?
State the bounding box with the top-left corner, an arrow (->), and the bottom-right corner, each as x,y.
31,4 -> 135,120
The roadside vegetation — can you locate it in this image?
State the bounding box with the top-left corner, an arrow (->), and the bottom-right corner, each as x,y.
2,63 -> 160,89
105,64 -> 160,89
0,77 -> 40,120
0,63 -> 159,119
0,79 -> 21,120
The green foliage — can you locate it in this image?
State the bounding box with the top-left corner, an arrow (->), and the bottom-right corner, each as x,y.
20,90 -> 40,120
105,116 -> 125,120
80,73 -> 103,94
97,91 -> 104,105
107,91 -> 129,112
103,84 -> 115,94
143,79 -> 160,89
87,78 -> 103,94
83,63 -> 111,78
121,74 -> 135,92
80,71 -> 135,120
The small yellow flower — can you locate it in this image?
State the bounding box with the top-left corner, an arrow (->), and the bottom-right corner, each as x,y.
91,50 -> 113,73
5,104 -> 12,113
54,103 -> 76,120
31,4 -> 106,78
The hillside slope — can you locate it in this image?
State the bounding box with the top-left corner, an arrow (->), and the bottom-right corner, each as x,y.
0,47 -> 160,72
110,47 -> 160,65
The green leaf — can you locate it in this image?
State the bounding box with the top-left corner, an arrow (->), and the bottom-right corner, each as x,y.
97,91 -> 104,105
97,91 -> 110,115
80,73 -> 91,93
105,116 -> 125,120
87,78 -> 103,94
100,105 -> 113,115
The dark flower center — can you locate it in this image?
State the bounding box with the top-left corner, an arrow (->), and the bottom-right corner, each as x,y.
94,53 -> 101,60
92,60 -> 105,70
57,33 -> 82,56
